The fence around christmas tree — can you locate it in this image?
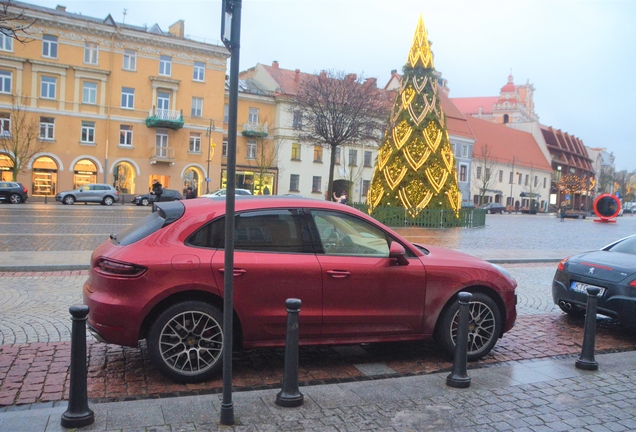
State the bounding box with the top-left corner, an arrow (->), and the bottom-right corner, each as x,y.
349,203 -> 486,228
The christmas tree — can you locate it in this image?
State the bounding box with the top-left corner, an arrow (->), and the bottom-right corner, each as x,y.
367,15 -> 461,218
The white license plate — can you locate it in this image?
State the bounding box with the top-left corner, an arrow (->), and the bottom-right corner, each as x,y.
571,281 -> 605,296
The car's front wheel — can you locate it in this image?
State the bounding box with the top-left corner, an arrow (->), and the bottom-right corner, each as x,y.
435,292 -> 502,361
103,196 -> 114,206
63,195 -> 75,205
148,301 -> 224,383
9,194 -> 22,204
140,198 -> 149,206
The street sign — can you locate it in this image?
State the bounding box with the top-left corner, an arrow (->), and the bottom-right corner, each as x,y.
221,0 -> 233,48
205,177 -> 210,183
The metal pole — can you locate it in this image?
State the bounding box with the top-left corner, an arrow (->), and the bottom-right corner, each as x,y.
446,292 -> 472,388
206,119 -> 212,194
220,0 -> 242,426
575,287 -> 600,371
276,298 -> 303,407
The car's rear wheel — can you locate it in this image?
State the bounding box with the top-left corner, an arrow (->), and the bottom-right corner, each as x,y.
140,198 -> 149,206
103,196 -> 114,206
148,301 -> 224,383
435,292 -> 501,361
63,195 -> 75,205
9,194 -> 22,204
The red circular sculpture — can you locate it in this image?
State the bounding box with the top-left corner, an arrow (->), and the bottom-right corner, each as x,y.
593,193 -> 621,222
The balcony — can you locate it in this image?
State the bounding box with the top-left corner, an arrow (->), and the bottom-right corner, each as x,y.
146,107 -> 184,130
241,122 -> 268,138
150,146 -> 175,165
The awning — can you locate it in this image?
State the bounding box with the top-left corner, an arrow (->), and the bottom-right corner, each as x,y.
520,192 -> 541,198
486,189 -> 504,195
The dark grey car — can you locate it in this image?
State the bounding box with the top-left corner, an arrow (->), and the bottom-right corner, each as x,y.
56,184 -> 120,206
0,181 -> 28,204
552,234 -> 636,327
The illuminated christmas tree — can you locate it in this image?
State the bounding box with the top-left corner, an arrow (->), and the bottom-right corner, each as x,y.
367,16 -> 461,217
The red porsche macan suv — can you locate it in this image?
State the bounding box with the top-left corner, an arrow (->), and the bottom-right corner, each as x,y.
84,196 -> 517,383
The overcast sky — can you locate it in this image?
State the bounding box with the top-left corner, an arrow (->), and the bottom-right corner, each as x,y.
25,0 -> 636,171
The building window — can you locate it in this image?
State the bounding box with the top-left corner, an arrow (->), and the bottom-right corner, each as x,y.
476,166 -> 482,180
290,174 -> 300,191
189,133 -> 201,153
123,49 -> 136,71
349,149 -> 358,166
0,31 -> 13,51
82,82 -> 97,104
81,121 -> 95,143
518,173 -> 522,185
119,125 -> 133,146
450,143 -> 456,154
461,145 -> 468,158
485,168 -> 491,179
222,140 -> 228,157
291,143 -> 301,160
0,70 -> 11,93
543,177 -> 547,188
313,145 -> 322,162
157,91 -> 170,110
0,113 -> 10,136
224,104 -> 229,123
42,35 -> 58,58
524,174 -> 529,186
40,76 -> 57,99
335,147 -> 341,165
312,176 -> 321,193
292,111 -> 302,130
39,117 -> 54,140
362,180 -> 370,197
499,170 -> 503,182
364,151 -> 372,167
84,42 -> 98,64
191,97 -> 203,117
247,140 -> 257,159
248,107 -> 259,123
509,171 -> 514,184
193,62 -> 205,81
159,55 -> 171,76
155,130 -> 169,157
459,164 -> 467,182
534,176 -> 538,187
121,87 -> 134,109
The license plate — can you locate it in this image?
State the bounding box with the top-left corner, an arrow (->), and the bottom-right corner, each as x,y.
570,281 -> 605,296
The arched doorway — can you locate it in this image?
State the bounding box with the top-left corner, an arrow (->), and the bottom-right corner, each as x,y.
183,166 -> 202,197
113,161 -> 136,194
72,159 -> 97,189
32,156 -> 58,196
0,154 -> 14,181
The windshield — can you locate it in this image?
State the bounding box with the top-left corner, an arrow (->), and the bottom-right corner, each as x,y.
606,236 -> 636,255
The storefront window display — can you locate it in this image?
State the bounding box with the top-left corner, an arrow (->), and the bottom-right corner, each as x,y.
183,167 -> 201,197
113,162 -> 135,194
73,159 -> 97,189
221,169 -> 275,195
0,154 -> 13,181
32,156 -> 58,196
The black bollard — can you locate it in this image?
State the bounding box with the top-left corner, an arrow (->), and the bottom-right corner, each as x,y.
276,298 -> 304,407
575,287 -> 601,371
61,305 -> 94,428
447,292 -> 473,388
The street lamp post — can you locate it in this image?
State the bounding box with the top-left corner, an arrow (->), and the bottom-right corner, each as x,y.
206,119 -> 215,194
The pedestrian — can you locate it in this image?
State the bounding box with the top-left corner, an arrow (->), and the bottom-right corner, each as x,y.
559,206 -> 566,222
185,187 -> 196,199
333,190 -> 347,204
150,179 -> 163,202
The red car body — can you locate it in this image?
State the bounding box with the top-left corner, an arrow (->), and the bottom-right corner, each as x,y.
84,196 -> 516,382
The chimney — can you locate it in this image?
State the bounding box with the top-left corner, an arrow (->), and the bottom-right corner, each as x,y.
294,69 -> 300,82
319,70 -> 326,80
168,20 -> 185,38
272,61 -> 279,69
390,69 -> 397,75
56,5 -> 66,11
345,73 -> 357,82
364,78 -> 377,88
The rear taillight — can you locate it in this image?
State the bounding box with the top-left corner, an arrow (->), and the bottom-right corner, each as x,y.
629,279 -> 636,287
557,256 -> 570,271
23,186 -> 28,193
95,258 -> 147,277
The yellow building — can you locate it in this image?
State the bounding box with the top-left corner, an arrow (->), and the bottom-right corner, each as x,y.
1,2 -> 231,198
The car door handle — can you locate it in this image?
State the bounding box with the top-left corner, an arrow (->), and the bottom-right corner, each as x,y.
218,268 -> 247,277
326,270 -> 351,279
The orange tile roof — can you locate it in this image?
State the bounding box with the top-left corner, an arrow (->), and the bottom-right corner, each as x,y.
439,90 -> 474,139
450,97 -> 498,115
466,116 -> 552,171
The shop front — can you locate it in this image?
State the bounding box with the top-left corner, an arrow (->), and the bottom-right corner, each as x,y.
0,154 -> 13,181
73,159 -> 98,189
112,161 -> 136,194
183,166 -> 202,198
32,156 -> 58,196
221,169 -> 275,195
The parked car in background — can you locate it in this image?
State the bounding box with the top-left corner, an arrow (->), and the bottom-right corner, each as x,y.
0,181 -> 28,204
199,188 -> 252,197
553,234 -> 636,327
131,189 -> 183,206
480,203 -> 506,214
84,196 -> 518,383
56,184 -> 119,205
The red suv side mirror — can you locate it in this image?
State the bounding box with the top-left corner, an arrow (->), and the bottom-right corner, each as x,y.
389,242 -> 409,266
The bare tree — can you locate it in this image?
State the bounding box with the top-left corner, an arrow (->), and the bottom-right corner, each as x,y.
245,120 -> 281,195
521,165 -> 542,213
0,95 -> 43,180
290,70 -> 391,200
472,144 -> 498,205
1,0 -> 36,43
597,164 -> 615,194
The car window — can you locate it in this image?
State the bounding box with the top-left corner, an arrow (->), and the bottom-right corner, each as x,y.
0,182 -> 7,188
187,209 -> 311,253
310,210 -> 390,257
81,186 -> 91,191
607,236 -> 636,255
